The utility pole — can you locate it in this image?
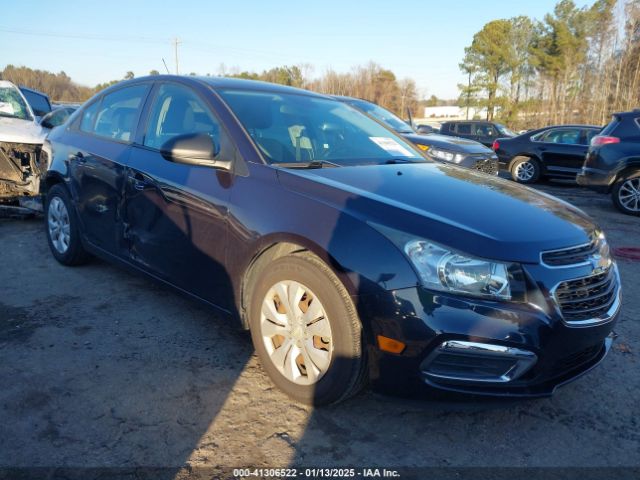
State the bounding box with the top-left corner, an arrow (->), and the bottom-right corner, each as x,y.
173,37 -> 182,75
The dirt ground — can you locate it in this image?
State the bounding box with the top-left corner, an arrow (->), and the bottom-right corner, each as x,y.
1,181 -> 639,478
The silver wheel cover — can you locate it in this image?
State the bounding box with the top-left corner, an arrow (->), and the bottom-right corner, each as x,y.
618,178 -> 640,212
515,160 -> 536,181
260,280 -> 333,385
48,197 -> 71,254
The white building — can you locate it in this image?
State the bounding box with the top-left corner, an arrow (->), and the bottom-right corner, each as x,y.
423,106 -> 488,120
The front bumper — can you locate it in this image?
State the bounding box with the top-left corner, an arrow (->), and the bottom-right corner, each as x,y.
576,167 -> 615,193
359,275 -> 620,398
457,154 -> 499,175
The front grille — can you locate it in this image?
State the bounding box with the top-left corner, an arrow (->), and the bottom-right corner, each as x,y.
554,268 -> 617,322
471,155 -> 498,175
542,241 -> 597,266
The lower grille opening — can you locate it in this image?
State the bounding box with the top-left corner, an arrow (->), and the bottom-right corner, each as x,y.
427,352 -> 518,380
421,341 -> 537,383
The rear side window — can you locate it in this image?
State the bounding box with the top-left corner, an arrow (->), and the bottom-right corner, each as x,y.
20,88 -> 51,117
540,128 -> 582,145
584,128 -> 600,144
82,84 -> 149,141
143,83 -> 221,151
456,123 -> 472,134
79,101 -> 101,132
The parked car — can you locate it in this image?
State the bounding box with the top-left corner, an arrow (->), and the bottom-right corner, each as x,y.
577,110 -> 640,215
43,76 -> 620,405
493,125 -> 602,184
415,123 -> 439,134
334,96 -> 498,174
0,81 -> 50,202
0,81 -> 77,204
439,120 -> 517,147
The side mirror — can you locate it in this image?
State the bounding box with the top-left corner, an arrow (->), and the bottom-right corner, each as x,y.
160,133 -> 230,170
40,112 -> 55,129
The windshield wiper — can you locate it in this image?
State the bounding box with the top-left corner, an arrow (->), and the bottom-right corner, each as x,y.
384,158 -> 427,164
276,160 -> 342,169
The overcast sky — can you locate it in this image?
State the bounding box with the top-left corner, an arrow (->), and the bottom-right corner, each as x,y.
1,0 -> 594,99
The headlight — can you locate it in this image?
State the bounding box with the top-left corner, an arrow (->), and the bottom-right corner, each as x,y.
428,148 -> 465,163
404,240 -> 513,300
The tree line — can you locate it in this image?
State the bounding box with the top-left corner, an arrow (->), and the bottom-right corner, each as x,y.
0,62 -> 419,117
459,0 -> 640,128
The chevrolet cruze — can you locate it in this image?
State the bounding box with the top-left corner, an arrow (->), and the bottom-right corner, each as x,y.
42,76 -> 621,405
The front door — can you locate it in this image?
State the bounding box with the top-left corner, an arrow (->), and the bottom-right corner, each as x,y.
124,82 -> 235,309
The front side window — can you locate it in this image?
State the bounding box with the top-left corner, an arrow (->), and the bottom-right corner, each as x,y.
83,84 -> 149,141
144,83 -> 221,151
218,89 -> 423,166
0,86 -> 32,121
475,124 -> 496,137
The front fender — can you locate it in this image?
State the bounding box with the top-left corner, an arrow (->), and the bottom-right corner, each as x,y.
226,163 -> 419,302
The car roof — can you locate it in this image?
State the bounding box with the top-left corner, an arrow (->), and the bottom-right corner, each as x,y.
613,109 -> 640,118
93,75 -> 334,101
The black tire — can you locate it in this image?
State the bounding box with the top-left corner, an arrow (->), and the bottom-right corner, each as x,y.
248,252 -> 367,405
510,156 -> 541,184
45,184 -> 91,265
612,171 -> 640,216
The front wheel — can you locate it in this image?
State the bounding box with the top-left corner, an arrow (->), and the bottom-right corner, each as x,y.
510,156 -> 541,184
612,171 -> 640,216
248,253 -> 367,405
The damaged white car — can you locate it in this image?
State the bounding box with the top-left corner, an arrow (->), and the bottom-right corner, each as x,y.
0,81 -> 59,208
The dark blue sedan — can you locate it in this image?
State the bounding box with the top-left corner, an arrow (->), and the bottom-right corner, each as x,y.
42,76 -> 620,404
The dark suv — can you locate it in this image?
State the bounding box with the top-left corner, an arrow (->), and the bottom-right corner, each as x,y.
439,120 -> 516,147
578,110 -> 640,215
42,76 -> 620,405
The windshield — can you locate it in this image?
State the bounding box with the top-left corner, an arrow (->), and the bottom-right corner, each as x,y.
0,86 -> 32,121
347,99 -> 414,134
496,123 -> 516,137
218,89 -> 424,166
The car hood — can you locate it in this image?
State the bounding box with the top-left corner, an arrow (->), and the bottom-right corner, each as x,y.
0,117 -> 46,144
402,133 -> 492,154
277,163 -> 596,263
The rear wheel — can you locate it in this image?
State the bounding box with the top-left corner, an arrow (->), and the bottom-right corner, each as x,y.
510,156 -> 541,184
612,171 -> 640,216
45,184 -> 91,265
248,253 -> 367,405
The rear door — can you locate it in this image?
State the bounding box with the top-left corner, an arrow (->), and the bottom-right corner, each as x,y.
124,81 -> 235,309
67,83 -> 151,257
